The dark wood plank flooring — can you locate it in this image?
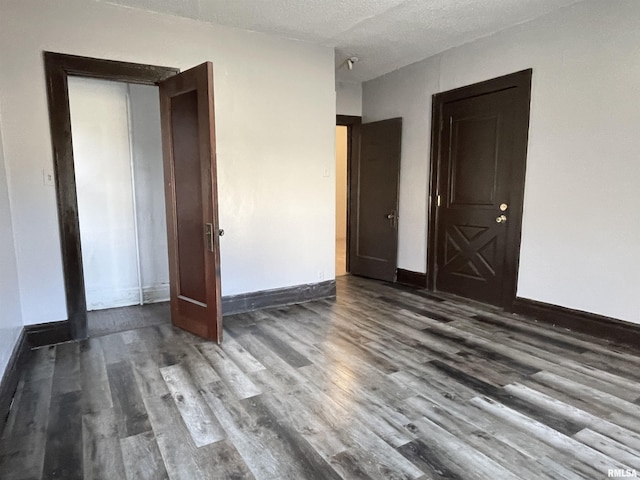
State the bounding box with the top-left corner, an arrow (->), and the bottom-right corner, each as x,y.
2,276 -> 640,479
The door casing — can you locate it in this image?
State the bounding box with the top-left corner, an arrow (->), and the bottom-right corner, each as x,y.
44,52 -> 179,340
427,69 -> 532,309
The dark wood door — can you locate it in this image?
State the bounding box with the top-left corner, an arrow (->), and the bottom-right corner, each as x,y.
350,118 -> 402,282
159,62 -> 222,342
432,70 -> 531,307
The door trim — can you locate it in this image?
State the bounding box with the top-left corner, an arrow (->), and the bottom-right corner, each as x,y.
427,69 -> 532,309
44,52 -> 179,340
336,115 -> 361,274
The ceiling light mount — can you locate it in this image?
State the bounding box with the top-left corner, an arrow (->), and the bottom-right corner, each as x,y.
346,56 -> 360,70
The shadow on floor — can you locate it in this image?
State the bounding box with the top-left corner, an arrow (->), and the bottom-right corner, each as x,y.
87,302 -> 171,337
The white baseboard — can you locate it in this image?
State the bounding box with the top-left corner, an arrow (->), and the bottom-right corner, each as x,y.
86,284 -> 169,311
142,284 -> 170,304
86,287 -> 141,311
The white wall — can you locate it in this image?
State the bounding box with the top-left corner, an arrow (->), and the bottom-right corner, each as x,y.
363,0 -> 640,323
0,0 -> 335,326
128,83 -> 170,305
336,81 -> 362,116
363,58 -> 440,274
0,117 -> 23,380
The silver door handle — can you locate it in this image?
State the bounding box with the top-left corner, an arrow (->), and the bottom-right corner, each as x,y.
386,211 -> 398,228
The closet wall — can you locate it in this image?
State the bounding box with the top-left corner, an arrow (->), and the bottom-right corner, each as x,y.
128,83 -> 169,304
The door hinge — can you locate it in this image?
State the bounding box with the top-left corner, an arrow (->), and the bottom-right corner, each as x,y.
436,195 -> 441,207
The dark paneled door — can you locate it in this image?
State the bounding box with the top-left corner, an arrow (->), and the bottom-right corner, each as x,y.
350,118 -> 402,282
434,71 -> 531,307
159,62 -> 223,342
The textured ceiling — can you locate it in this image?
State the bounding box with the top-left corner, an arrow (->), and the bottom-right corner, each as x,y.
99,0 -> 581,82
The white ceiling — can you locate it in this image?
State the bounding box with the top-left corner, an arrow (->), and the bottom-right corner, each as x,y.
99,0 -> 581,82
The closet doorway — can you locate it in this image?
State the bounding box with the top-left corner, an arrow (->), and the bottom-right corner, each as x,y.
69,78 -> 168,313
45,53 -> 223,343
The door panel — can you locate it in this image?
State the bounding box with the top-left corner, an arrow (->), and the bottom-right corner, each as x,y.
159,62 -> 222,342
172,90 -> 207,303
350,118 -> 402,282
434,71 -> 531,307
450,114 -> 499,206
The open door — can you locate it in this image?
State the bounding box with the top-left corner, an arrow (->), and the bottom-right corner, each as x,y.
159,62 -> 222,342
350,118 -> 402,282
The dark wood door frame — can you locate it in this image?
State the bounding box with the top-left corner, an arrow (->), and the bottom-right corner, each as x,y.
427,69 -> 532,309
336,114 -> 361,274
44,52 -> 179,340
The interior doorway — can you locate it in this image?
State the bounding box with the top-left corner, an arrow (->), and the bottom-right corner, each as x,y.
335,114 -> 362,278
45,53 -> 223,343
68,77 -> 168,313
335,114 -> 402,283
335,125 -> 348,277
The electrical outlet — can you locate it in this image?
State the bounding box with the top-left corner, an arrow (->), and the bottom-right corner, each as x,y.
43,168 -> 55,186
318,270 -> 324,281
322,164 -> 330,178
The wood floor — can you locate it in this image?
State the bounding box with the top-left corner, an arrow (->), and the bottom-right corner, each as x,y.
2,276 -> 640,479
87,302 -> 170,338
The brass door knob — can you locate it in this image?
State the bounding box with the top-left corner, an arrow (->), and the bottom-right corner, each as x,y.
496,215 -> 507,223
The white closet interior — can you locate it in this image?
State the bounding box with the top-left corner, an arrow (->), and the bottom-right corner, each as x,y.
68,77 -> 169,311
